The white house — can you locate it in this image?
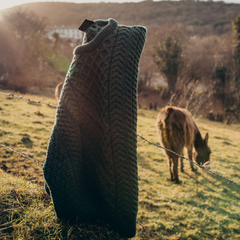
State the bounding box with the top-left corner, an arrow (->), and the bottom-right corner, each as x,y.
47,28 -> 83,40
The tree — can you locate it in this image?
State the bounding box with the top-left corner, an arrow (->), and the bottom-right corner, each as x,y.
2,9 -> 48,92
153,37 -> 183,93
3,9 -> 47,67
152,24 -> 189,93
4,9 -> 46,39
213,65 -> 232,107
233,13 -> 240,101
52,32 -> 60,50
0,26 -> 17,76
180,35 -> 230,87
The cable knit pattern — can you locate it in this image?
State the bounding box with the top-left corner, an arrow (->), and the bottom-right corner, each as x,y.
43,18 -> 146,238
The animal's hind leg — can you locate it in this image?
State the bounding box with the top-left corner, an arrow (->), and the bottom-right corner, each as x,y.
172,156 -> 179,183
168,157 -> 174,181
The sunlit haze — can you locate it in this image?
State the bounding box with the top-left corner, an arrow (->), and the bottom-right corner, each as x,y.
0,0 -> 239,11
0,0 -> 139,11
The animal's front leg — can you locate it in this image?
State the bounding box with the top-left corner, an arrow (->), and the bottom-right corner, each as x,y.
188,149 -> 196,171
180,151 -> 184,172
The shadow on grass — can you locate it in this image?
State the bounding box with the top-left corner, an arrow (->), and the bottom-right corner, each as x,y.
137,154 -> 164,175
179,170 -> 240,223
21,134 -> 33,148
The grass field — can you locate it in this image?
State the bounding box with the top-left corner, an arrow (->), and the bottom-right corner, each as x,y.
0,91 -> 240,239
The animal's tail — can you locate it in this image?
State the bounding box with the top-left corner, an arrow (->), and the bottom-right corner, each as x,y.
156,106 -> 173,130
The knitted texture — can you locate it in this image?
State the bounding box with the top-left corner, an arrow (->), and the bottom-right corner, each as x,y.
43,18 -> 146,238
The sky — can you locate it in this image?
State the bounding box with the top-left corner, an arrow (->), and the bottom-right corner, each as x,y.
0,0 -> 239,11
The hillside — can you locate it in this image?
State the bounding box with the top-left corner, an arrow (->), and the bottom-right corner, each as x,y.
2,1 -> 240,36
0,91 -> 240,239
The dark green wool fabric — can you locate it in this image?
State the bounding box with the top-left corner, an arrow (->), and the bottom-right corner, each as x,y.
43,18 -> 146,238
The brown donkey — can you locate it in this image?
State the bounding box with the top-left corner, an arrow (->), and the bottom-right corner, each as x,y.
55,81 -> 64,102
156,106 -> 211,183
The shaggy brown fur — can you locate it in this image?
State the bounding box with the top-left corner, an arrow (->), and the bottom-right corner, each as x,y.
55,81 -> 64,102
156,106 -> 211,183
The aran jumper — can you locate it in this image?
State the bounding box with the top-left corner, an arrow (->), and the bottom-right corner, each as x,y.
43,18 -> 146,238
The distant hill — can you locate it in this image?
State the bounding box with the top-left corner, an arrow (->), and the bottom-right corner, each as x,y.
1,0 -> 240,86
2,0 -> 240,36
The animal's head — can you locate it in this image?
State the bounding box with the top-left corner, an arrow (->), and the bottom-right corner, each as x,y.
194,132 -> 211,167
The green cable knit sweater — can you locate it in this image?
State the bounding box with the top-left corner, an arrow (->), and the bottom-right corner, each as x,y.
43,18 -> 146,238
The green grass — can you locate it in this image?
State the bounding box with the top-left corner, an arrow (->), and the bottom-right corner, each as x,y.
1,92 -> 240,239
0,170 -> 124,239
